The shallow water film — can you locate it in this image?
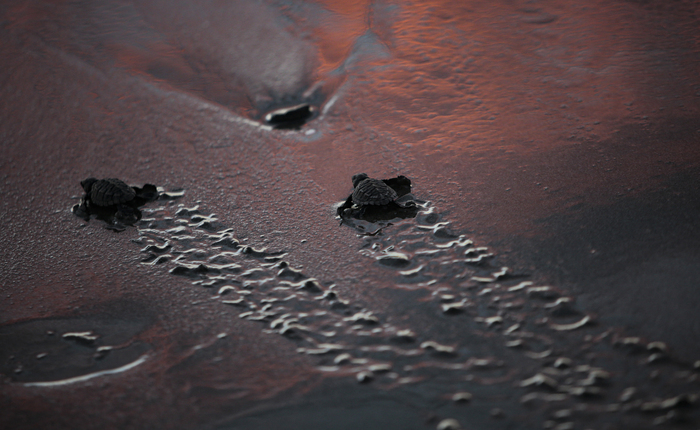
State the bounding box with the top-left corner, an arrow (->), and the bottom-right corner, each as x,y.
2,1 -> 700,429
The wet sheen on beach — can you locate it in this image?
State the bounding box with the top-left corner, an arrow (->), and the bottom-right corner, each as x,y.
1,1 -> 700,429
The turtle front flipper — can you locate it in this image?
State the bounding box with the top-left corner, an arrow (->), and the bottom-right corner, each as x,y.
337,194 -> 355,217
72,200 -> 90,221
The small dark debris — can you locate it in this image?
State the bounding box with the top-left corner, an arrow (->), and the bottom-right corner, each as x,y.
265,103 -> 315,129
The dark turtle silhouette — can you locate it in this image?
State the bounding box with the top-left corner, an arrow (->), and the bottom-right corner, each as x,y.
337,173 -> 418,225
81,178 -> 136,206
74,177 -> 159,228
351,173 -> 399,207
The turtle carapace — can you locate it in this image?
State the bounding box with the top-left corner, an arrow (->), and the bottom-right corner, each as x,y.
351,173 -> 399,207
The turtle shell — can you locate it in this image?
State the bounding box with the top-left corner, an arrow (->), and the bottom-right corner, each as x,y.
352,178 -> 398,206
88,178 -> 136,206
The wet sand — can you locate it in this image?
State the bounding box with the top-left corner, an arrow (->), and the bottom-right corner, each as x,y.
2,0 -> 700,429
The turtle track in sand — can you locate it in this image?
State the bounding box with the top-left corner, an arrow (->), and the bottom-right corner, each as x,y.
131,194 -> 700,429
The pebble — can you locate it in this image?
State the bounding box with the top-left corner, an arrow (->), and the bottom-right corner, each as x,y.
436,418 -> 461,430
452,392 -> 473,403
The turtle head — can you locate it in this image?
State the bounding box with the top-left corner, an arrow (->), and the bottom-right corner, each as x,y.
352,173 -> 369,188
81,177 -> 98,193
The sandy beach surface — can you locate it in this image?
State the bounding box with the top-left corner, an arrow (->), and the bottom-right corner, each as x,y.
2,1 -> 700,429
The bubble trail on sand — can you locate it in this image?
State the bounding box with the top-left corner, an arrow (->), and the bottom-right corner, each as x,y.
133,196 -> 700,429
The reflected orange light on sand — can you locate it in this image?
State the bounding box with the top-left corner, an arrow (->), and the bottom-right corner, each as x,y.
291,0 -> 700,237
336,0 -> 699,157
2,1 -> 700,429
311,0 -> 371,75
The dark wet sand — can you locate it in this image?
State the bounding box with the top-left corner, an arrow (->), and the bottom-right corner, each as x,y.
2,0 -> 700,429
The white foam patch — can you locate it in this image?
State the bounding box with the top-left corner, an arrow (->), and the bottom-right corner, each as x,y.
22,354 -> 149,388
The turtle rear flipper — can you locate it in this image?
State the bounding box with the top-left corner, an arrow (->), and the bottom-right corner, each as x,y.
133,184 -> 159,203
394,193 -> 418,209
115,204 -> 141,225
382,176 -> 412,197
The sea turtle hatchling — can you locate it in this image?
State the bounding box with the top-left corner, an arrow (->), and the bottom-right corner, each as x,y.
351,173 -> 399,207
78,177 -> 139,224
81,177 -> 136,206
337,173 -> 417,223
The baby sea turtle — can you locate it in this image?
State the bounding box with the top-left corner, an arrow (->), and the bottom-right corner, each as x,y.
73,177 -> 162,230
351,173 -> 399,207
337,173 -> 418,224
75,177 -> 139,225
81,178 -> 136,206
